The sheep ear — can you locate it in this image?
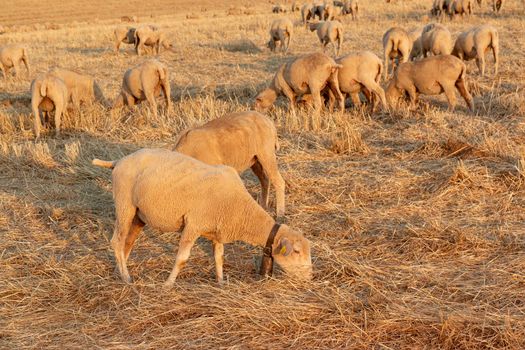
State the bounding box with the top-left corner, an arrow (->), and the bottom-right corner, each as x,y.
274,238 -> 293,256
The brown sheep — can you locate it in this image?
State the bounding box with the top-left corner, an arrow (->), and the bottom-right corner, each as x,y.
114,26 -> 136,53
0,45 -> 30,79
134,25 -> 173,56
30,73 -> 69,138
309,20 -> 344,57
452,25 -> 499,77
268,18 -> 294,53
421,23 -> 452,57
113,59 -> 171,116
173,111 -> 286,218
49,68 -> 108,108
343,0 -> 359,20
254,52 -> 344,114
386,55 -> 474,111
448,0 -> 474,19
382,27 -> 413,79
92,148 -> 312,284
301,3 -> 315,25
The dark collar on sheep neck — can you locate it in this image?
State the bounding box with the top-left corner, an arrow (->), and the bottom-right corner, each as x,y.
259,223 -> 281,277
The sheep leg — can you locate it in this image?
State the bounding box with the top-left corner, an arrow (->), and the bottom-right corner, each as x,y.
54,104 -> 63,137
492,45 -> 499,76
406,85 -> 418,109
145,91 -> 158,117
257,154 -> 286,219
327,74 -> 345,112
124,215 -> 145,261
280,82 -> 296,114
213,242 -> 224,283
350,92 -> 361,108
165,226 -> 199,287
251,161 -> 270,210
32,98 -> 42,139
455,78 -> 474,111
111,206 -> 137,283
441,83 -> 458,111
363,79 -> 388,111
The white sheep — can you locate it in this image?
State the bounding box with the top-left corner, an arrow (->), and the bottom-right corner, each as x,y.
114,26 -> 136,54
0,45 -> 30,79
452,25 -> 499,76
48,68 -> 108,108
382,27 -> 413,79
309,20 -> 344,57
92,148 -> 312,284
343,0 -> 359,20
134,25 -> 172,56
421,23 -> 452,57
268,18 -> 294,53
173,111 -> 286,218
30,73 -> 68,138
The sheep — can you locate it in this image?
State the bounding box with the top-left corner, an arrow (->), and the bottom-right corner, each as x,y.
343,0 -> 359,20
452,25 -> 499,77
0,45 -> 30,80
382,27 -> 413,79
493,0 -> 503,13
173,111 -> 285,218
291,1 -> 301,12
312,1 -> 325,19
30,73 -> 68,138
309,20 -> 344,57
385,55 -> 474,111
134,25 -> 172,56
430,0 -> 453,19
114,26 -> 136,53
272,4 -> 287,13
48,68 -> 108,108
92,148 -> 312,284
253,52 -> 344,114
330,51 -> 387,111
421,23 -> 452,57
268,18 -> 293,53
409,27 -> 424,60
301,3 -> 315,25
113,59 -> 172,116
448,0 -> 474,19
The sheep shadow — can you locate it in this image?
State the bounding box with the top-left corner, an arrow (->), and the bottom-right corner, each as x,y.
205,39 -> 263,54
63,46 -> 109,56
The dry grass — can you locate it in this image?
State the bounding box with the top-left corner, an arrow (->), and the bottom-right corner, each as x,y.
1,0 -> 525,349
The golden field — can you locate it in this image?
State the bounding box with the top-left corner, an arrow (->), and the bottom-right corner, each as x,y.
1,0 -> 525,348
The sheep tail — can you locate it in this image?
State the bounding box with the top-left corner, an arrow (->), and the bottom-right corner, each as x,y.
92,158 -> 116,169
490,29 -> 498,49
377,62 -> 383,83
40,80 -> 48,97
392,38 -> 399,53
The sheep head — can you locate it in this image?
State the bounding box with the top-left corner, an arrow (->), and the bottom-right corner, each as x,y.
272,225 -> 312,281
253,88 -> 277,111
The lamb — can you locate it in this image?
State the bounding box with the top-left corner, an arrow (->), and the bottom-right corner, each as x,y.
330,51 -> 387,111
173,111 -> 285,218
113,59 -> 172,116
448,0 -> 474,19
267,18 -> 293,53
92,148 -> 312,284
343,0 -> 359,20
0,45 -> 30,79
309,20 -> 344,57
254,52 -> 344,114
48,68 -> 108,108
301,3 -> 315,25
30,73 -> 68,138
452,25 -> 499,77
134,25 -> 173,56
421,23 -> 452,57
382,27 -> 413,79
385,55 -> 474,111
114,26 -> 136,53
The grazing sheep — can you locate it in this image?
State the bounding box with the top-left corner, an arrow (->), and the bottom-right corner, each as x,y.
448,0 -> 474,18
452,25 -> 499,76
382,27 -> 413,79
114,26 -> 136,53
301,3 -> 315,25
320,2 -> 336,20
313,1 -> 325,19
343,0 -> 359,20
49,68 -> 108,108
291,1 -> 300,12
272,4 -> 287,13
254,52 -> 344,114
421,23 -> 452,57
0,45 -> 29,79
431,0 -> 453,19
92,148 -> 312,284
173,111 -> 285,218
386,55 -> 474,111
330,51 -> 387,111
309,20 -> 344,57
134,25 -> 172,56
113,59 -> 172,116
268,18 -> 293,53
30,74 -> 68,138
493,0 -> 503,12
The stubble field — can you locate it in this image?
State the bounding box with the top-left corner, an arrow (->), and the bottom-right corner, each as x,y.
1,0 -> 525,349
